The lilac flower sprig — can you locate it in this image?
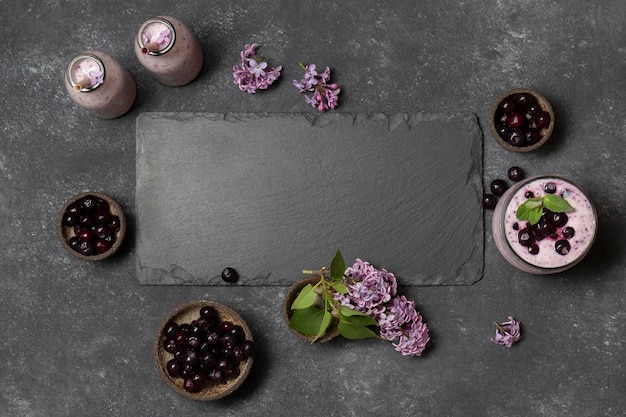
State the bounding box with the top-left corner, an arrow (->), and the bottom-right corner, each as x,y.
233,43 -> 282,94
293,63 -> 341,112
335,259 -> 430,356
288,251 -> 430,357
491,316 -> 521,347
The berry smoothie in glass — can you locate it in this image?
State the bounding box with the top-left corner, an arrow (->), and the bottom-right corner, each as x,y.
65,51 -> 136,119
492,175 -> 597,274
134,16 -> 203,86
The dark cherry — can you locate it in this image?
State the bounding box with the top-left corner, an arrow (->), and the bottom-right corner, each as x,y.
498,97 -> 516,113
77,228 -> 94,242
80,195 -> 97,212
528,244 -> 540,255
525,104 -> 542,117
555,240 -> 571,255
199,306 -> 218,319
191,371 -> 209,390
241,340 -> 255,359
162,321 -> 179,339
514,92 -> 536,107
208,369 -> 224,382
218,321 -> 234,335
95,210 -> 111,225
221,267 -> 239,283
506,112 -> 525,129
524,129 -> 541,145
524,191 -> 535,198
483,194 -> 497,210
535,111 -> 551,129
78,241 -> 94,256
543,182 -> 557,194
508,129 -> 525,146
551,212 -> 568,228
490,179 -> 508,196
166,359 -> 181,377
507,166 -> 524,182
94,239 -> 111,254
183,378 -> 200,393
163,339 -> 177,354
562,227 -> 575,239
69,236 -> 81,251
108,216 -> 121,232
518,229 -> 535,247
225,367 -> 241,380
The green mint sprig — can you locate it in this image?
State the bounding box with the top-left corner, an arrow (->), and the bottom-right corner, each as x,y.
516,194 -> 574,225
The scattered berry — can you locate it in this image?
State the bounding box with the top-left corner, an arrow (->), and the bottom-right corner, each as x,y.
543,182 -> 557,194
221,267 -> 239,283
490,179 -> 508,196
483,194 -> 497,209
507,166 -> 524,182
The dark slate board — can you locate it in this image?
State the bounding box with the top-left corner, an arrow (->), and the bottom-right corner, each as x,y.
135,112 -> 483,285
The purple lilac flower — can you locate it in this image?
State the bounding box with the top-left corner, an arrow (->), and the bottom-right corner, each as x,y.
88,70 -> 104,86
293,63 -> 341,112
391,314 -> 430,356
232,43 -> 282,94
156,28 -> 171,46
491,316 -> 521,348
339,258 -> 397,316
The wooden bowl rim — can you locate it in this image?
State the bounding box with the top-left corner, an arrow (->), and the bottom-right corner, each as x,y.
56,191 -> 126,261
282,276 -> 340,343
489,88 -> 555,153
154,299 -> 254,401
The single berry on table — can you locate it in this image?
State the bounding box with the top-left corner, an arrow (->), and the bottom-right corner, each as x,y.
221,267 -> 239,283
490,179 -> 508,196
483,194 -> 497,209
507,166 -> 524,181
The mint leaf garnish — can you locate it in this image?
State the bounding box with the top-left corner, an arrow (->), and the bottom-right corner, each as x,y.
516,194 -> 575,225
543,194 -> 574,213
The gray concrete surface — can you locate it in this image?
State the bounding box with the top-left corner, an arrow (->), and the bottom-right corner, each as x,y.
1,1 -> 625,416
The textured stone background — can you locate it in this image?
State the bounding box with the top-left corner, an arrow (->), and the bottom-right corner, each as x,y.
1,1 -> 625,416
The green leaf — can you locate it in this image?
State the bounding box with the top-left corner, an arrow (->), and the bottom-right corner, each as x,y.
291,283 -> 317,310
330,280 -> 347,294
288,306 -> 331,336
339,308 -> 377,326
337,322 -> 379,340
516,197 -> 543,225
543,194 -> 575,213
314,310 -> 333,341
330,250 -> 345,281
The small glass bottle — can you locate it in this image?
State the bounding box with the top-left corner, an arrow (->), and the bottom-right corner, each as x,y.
65,51 -> 137,119
134,16 -> 203,86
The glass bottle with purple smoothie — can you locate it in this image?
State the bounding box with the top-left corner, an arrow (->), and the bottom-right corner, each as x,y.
65,51 -> 136,119
134,16 -> 203,86
492,175 -> 598,274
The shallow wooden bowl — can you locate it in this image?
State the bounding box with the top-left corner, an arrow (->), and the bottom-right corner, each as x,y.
489,88 -> 555,152
154,300 -> 254,401
282,277 -> 340,343
57,191 -> 126,261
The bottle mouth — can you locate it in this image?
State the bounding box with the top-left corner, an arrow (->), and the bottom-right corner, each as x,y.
66,53 -> 105,92
136,17 -> 176,56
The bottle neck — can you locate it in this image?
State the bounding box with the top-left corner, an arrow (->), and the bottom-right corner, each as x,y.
66,53 -> 105,92
137,17 -> 176,56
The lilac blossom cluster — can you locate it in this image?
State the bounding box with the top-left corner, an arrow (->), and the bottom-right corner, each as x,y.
334,259 -> 430,356
232,43 -> 282,94
293,63 -> 340,112
491,316 -> 521,348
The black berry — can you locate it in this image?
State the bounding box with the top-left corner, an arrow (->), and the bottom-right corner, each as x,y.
490,179 -> 508,196
221,267 -> 239,283
507,166 -> 524,182
483,194 -> 497,209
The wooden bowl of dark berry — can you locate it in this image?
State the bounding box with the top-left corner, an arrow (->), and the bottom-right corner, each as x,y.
489,88 -> 554,152
57,192 -> 126,261
155,300 -> 255,401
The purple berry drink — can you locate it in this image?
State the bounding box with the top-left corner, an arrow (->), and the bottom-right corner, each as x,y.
65,51 -> 136,119
134,16 -> 203,86
492,175 -> 597,274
